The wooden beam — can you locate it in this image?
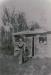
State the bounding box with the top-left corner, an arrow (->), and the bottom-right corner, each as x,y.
32,36 -> 34,56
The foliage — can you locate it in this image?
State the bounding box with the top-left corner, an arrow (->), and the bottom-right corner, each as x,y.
1,7 -> 28,55
1,8 -> 14,54
17,12 -> 28,32
30,22 -> 41,30
1,26 -> 5,43
2,8 -> 10,25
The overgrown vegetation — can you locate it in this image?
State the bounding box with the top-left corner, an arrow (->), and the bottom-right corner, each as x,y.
1,7 -> 40,55
1,7 -> 28,54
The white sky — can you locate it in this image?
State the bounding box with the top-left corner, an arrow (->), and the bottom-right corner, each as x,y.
0,0 -> 51,30
0,0 -> 5,4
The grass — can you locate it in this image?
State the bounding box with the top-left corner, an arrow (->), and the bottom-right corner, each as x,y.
0,54 -> 51,75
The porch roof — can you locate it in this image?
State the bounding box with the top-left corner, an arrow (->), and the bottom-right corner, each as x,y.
13,29 -> 51,36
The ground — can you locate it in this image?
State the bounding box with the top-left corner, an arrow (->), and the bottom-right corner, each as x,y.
0,54 -> 51,75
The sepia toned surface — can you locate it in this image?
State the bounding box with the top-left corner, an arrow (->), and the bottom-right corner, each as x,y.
0,0 -> 51,75
0,55 -> 51,75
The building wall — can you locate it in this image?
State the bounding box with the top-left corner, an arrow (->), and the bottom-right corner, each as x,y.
34,34 -> 51,58
46,34 -> 51,57
13,33 -> 51,58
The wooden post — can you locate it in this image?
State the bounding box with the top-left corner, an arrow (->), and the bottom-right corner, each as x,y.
32,36 -> 34,56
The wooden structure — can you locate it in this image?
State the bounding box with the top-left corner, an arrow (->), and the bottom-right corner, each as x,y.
12,29 -> 51,58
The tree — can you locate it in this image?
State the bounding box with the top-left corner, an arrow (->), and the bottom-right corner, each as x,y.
17,12 -> 28,32
1,7 -> 28,54
1,7 -> 14,54
2,7 -> 10,25
1,26 -> 5,44
30,22 -> 41,30
10,9 -> 19,32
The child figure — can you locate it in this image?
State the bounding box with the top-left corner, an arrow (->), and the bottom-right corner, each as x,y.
18,38 -> 24,64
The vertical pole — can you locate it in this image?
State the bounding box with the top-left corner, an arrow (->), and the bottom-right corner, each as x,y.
12,25 -> 15,55
32,36 -> 34,56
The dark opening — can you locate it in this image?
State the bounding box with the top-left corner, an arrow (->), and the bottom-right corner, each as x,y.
32,36 -> 34,56
39,34 -> 47,45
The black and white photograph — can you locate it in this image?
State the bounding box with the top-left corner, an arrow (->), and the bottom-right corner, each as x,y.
0,0 -> 51,75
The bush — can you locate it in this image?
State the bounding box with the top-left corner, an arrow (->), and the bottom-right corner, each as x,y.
1,41 -> 14,55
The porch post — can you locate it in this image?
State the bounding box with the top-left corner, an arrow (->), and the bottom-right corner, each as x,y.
32,36 -> 34,56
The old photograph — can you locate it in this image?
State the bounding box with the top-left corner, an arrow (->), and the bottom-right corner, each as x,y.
0,0 -> 51,75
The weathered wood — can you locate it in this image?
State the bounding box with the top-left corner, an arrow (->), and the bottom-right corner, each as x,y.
32,36 -> 34,56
